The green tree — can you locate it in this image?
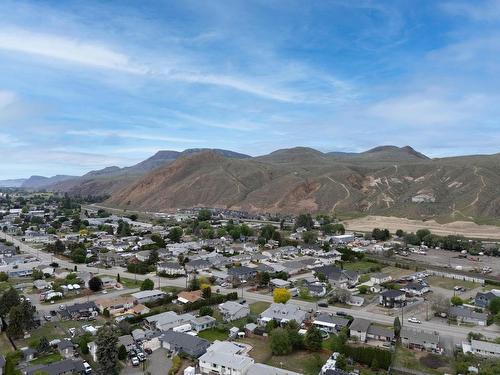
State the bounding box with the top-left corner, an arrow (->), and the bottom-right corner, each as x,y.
140,278 -> 154,291
198,209 -> 212,221
295,214 -> 314,230
0,287 -> 20,317
118,344 -> 127,361
37,337 -> 51,354
88,276 -> 103,292
147,249 -> 159,265
168,227 -> 183,243
489,297 -> 500,314
0,272 -> 8,282
199,306 -> 213,317
284,321 -> 303,350
336,354 -> 347,370
270,328 -> 292,355
304,325 -> 322,351
188,276 -> 200,291
96,325 -> 119,375
394,317 -> 401,337
302,231 -> 317,244
358,285 -> 369,294
451,295 -> 463,306
202,285 -> 212,299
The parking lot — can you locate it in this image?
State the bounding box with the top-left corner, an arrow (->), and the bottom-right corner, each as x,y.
122,348 -> 172,375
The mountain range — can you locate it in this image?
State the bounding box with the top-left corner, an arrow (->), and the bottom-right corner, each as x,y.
3,145 -> 500,221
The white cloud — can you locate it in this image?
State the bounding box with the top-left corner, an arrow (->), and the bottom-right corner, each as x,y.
66,129 -> 202,143
367,91 -> 493,126
0,29 -> 146,74
441,0 -> 500,21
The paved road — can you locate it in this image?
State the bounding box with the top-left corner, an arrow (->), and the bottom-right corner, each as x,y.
4,232 -> 499,342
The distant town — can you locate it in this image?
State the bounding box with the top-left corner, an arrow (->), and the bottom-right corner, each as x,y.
0,190 -> 498,375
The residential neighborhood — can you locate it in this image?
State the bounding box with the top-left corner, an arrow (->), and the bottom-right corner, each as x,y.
0,194 -> 499,375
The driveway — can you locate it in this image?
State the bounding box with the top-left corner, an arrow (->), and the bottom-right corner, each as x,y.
122,348 -> 172,375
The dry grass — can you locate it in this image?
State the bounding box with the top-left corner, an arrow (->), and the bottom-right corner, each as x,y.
345,215 -> 500,240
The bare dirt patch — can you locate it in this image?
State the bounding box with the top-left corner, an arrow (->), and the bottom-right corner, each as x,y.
344,215 -> 500,240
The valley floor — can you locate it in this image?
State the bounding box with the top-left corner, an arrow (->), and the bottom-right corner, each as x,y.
344,215 -> 500,240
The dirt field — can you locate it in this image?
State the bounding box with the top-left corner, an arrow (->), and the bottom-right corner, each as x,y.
344,215 -> 500,240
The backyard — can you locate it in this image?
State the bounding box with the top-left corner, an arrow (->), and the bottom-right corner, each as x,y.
427,276 -> 479,290
392,345 -> 453,375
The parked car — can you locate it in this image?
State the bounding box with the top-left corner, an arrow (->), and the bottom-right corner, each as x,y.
44,315 -> 52,321
131,357 -> 140,366
83,361 -> 92,374
408,317 -> 421,324
144,348 -> 152,355
318,302 -> 328,308
137,352 -> 146,362
336,311 -> 347,317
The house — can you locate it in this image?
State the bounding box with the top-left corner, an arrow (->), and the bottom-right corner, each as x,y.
302,281 -> 327,297
366,325 -> 394,342
199,350 -> 254,375
100,277 -> 117,289
462,339 -> 500,358
312,313 -> 349,333
400,327 -> 439,350
401,282 -> 430,296
96,296 -> 135,315
177,290 -> 203,304
313,266 -> 359,288
145,311 -> 197,332
349,318 -> 371,342
24,359 -> 86,375
270,278 -> 291,289
370,273 -> 392,285
159,331 -> 211,358
218,301 -> 250,322
191,316 -> 217,332
157,262 -> 185,276
63,301 -> 98,319
259,303 -> 307,325
56,340 -> 74,358
379,289 -> 406,308
448,306 -> 488,326
228,266 -> 257,282
33,279 -> 51,290
185,259 -> 212,273
475,290 -> 500,308
131,289 -> 166,304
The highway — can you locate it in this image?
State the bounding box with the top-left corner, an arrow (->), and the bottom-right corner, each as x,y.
2,231 -> 498,343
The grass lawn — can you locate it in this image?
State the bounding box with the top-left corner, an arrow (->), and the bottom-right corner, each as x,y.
160,286 -> 184,294
343,261 -> 379,272
267,351 -> 330,375
100,274 -> 139,289
381,266 -> 414,279
30,352 -> 63,365
250,301 -> 270,315
0,333 -> 14,353
197,328 -> 229,342
427,276 -> 479,290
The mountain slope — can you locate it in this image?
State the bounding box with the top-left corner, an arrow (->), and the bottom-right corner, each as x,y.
46,148 -> 251,196
104,147 -> 500,219
22,175 -> 76,189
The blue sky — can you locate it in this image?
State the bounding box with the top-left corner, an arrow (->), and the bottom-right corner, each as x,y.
1,0 -> 500,178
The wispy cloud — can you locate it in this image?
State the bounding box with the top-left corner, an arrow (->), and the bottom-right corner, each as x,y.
441,0 -> 500,21
66,129 -> 202,143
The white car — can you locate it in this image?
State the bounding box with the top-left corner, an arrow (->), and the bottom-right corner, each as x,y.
131,357 -> 140,366
408,317 -> 421,324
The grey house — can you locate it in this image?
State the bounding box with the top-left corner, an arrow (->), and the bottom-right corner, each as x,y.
228,266 -> 257,282
401,327 -> 439,350
448,306 -> 488,326
379,289 -> 406,308
475,291 -> 500,308
159,331 -> 211,358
